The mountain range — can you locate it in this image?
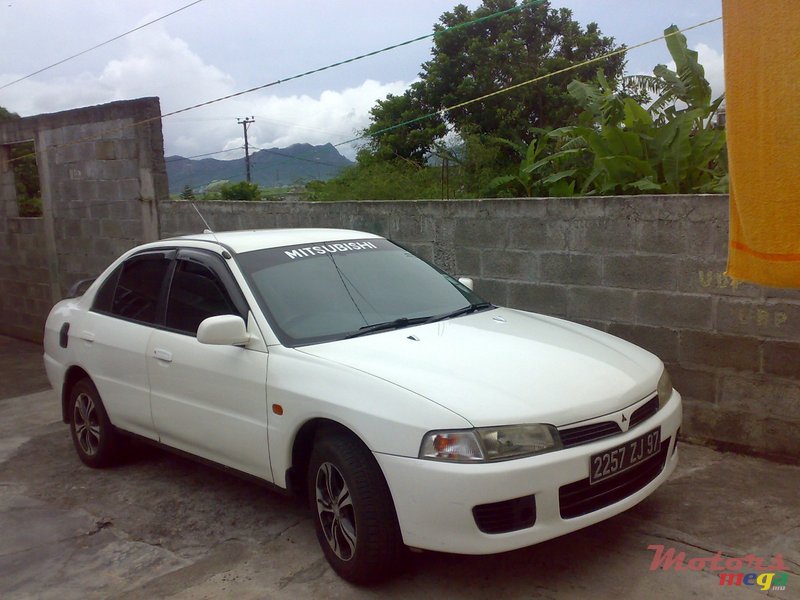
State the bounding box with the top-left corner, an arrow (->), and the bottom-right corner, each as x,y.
165,143 -> 353,193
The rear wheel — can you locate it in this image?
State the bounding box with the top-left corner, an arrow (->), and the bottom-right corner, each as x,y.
68,379 -> 119,468
308,430 -> 405,584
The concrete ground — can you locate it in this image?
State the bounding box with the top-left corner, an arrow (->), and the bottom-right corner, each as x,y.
0,336 -> 797,599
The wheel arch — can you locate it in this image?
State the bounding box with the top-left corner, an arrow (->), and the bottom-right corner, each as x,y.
61,366 -> 91,423
286,418 -> 368,497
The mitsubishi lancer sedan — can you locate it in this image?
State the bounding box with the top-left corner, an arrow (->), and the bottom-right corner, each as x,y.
43,228 -> 682,583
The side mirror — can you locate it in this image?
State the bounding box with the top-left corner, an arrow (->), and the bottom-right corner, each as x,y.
197,315 -> 251,346
458,277 -> 474,291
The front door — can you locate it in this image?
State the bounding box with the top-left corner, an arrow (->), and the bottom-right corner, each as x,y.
146,250 -> 272,480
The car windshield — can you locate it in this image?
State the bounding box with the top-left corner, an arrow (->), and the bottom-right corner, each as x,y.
236,238 -> 491,346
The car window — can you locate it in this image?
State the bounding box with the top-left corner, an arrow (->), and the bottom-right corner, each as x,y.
108,254 -> 172,324
165,259 -> 239,335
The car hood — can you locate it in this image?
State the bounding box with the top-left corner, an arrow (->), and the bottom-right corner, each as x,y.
296,308 -> 663,427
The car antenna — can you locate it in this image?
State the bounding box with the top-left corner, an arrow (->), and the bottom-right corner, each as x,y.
190,202 -> 230,257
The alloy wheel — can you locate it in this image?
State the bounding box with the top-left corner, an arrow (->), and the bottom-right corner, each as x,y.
315,461 -> 357,561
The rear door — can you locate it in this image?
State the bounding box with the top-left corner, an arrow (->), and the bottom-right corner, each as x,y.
78,250 -> 174,438
146,249 -> 272,480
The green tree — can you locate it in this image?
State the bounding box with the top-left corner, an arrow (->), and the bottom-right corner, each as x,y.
363,0 -> 625,163
179,184 -> 196,200
361,87 -> 446,165
219,181 -> 261,201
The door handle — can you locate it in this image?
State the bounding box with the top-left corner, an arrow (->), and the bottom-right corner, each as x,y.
79,331 -> 95,342
153,348 -> 173,363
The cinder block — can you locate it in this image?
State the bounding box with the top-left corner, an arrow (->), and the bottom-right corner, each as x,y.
716,298 -> 800,341
453,218 -> 508,248
481,249 -> 536,280
568,286 -> 635,322
432,242 -> 456,273
636,291 -> 712,329
635,220 -> 686,254
681,401 -> 800,462
545,196 -> 605,219
117,178 -> 141,202
762,341 -> 800,379
94,140 -> 116,160
540,253 -> 602,285
603,254 -> 678,290
677,258 -> 762,297
683,220 -> 728,259
678,330 -> 761,371
568,219 -> 635,252
718,373 -> 800,421
454,247 -> 480,277
507,282 -> 567,317
607,323 -> 679,362
508,219 -> 568,251
667,362 -> 717,404
395,216 -> 434,242
405,243 -> 434,263
99,219 -> 124,238
474,278 -> 509,306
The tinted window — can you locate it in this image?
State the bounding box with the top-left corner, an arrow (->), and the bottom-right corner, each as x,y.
165,259 -> 239,335
92,265 -> 122,313
110,254 -> 172,324
237,238 -> 487,345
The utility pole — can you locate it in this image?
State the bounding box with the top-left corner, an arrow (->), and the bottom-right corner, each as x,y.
237,116 -> 255,182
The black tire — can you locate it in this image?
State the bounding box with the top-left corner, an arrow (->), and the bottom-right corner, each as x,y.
68,379 -> 119,468
308,429 -> 405,584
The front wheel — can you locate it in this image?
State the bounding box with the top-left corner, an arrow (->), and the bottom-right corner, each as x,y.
68,379 -> 119,468
308,430 -> 405,584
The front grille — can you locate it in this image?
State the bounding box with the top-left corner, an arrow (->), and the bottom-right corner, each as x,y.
559,421 -> 621,448
558,440 -> 670,519
473,495 -> 536,534
629,397 -> 659,429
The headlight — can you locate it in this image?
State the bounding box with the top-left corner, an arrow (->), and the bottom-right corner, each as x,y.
657,368 -> 673,409
419,424 -> 560,462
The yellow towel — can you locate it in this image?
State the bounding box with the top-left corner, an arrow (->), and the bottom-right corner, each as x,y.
724,0 -> 800,288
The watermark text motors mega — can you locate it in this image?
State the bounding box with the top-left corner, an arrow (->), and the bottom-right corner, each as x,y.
648,545 -> 789,591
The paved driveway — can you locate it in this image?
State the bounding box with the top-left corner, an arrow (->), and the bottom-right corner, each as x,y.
0,366 -> 797,598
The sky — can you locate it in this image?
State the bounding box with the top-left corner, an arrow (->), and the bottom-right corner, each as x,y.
0,1 -> 724,160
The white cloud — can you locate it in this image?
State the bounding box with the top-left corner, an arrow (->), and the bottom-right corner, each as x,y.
667,43 -> 725,101
695,43 -> 725,100
0,27 -> 410,160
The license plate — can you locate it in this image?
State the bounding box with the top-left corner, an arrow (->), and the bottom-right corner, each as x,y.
589,428 -> 661,484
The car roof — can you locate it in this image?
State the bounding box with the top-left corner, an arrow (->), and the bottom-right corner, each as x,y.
168,228 -> 383,254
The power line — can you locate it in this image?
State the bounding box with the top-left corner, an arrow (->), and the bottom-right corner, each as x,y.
333,16 -> 724,150
6,0 -> 543,164
0,0 -> 206,92
158,0 -> 545,120
8,10 -> 720,170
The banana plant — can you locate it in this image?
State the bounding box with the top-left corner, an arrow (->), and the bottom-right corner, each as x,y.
524,25 -> 727,196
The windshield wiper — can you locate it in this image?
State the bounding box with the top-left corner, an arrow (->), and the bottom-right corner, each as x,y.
345,316 -> 431,339
425,301 -> 494,324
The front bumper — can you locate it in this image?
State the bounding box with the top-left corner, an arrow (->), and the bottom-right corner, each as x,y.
375,391 -> 682,555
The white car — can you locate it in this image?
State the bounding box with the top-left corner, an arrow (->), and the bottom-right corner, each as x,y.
43,228 -> 681,583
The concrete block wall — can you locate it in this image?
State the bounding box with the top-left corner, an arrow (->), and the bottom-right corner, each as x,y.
0,217 -> 51,340
0,98 -> 167,342
160,196 -> 800,460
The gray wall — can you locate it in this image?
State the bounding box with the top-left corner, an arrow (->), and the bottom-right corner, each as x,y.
160,196 -> 800,460
0,98 -> 167,341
